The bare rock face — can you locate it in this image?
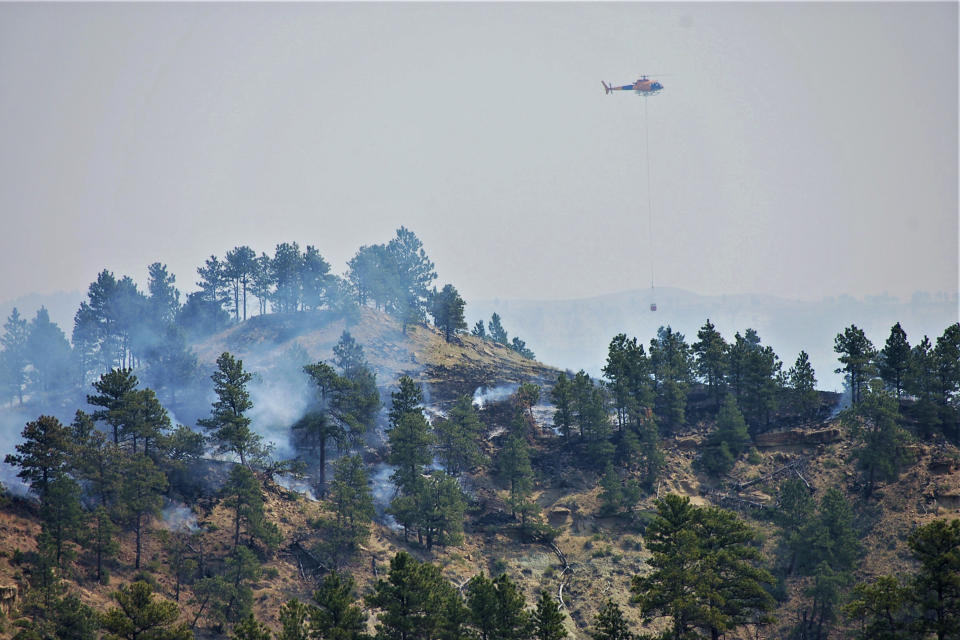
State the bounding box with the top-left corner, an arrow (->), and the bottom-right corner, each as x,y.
754,427 -> 842,448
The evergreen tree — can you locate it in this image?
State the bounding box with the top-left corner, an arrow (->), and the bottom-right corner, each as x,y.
333,331 -> 367,374
498,430 -> 534,522
365,551 -> 460,640
847,381 -> 912,496
835,324 -> 877,406
317,454 -> 375,567
907,336 -> 943,437
591,600 -> 635,640
430,284 -> 467,342
632,494 -> 774,640
790,487 -> 861,576
908,518 -> 960,640
737,329 -> 782,434
472,320 -> 486,339
147,262 -> 181,325
276,599 -> 310,640
197,255 -> 231,313
198,352 -> 264,466
4,414 -> 73,499
117,452 -> 167,569
41,472 -> 85,568
250,252 -> 274,315
221,464 -> 281,552
844,575 -> 913,640
649,326 -> 693,432
87,367 -> 140,445
414,470 -> 467,549
933,323 -> 960,440
230,613 -> 272,640
87,505 -> 120,584
100,581 -> 191,640
510,337 -> 535,360
434,395 -> 485,476
2,307 -> 30,404
488,313 -> 509,346
485,573 -> 532,640
693,319 -> 728,412
878,322 -> 912,400
532,590 -> 568,640
25,307 -> 72,394
310,570 -> 369,640
465,573 -> 499,640
787,350 -> 819,419
698,395 -> 750,476
272,242 -> 305,313
385,227 -> 437,327
301,245 -> 332,311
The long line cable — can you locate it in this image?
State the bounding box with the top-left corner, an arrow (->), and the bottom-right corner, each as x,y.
644,95 -> 655,295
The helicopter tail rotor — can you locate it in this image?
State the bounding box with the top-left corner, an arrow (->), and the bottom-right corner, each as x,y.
602,81 -> 612,95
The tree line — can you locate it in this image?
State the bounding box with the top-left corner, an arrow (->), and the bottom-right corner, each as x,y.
0,226 -> 539,411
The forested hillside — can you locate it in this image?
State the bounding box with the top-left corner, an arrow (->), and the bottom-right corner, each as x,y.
0,229 -> 958,639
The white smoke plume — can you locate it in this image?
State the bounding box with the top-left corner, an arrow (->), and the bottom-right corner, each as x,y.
161,500 -> 199,532
472,383 -> 519,409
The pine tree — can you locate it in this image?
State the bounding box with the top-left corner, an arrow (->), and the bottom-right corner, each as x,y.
693,319 -> 728,412
318,454 -> 375,566
366,551 -> 459,640
310,570 -> 369,640
272,242 -> 305,313
878,322 -> 912,399
532,590 -> 568,640
41,473 -> 85,568
221,464 -> 280,552
591,600 -> 635,640
250,252 -> 274,315
87,505 -> 120,584
844,575 -> 913,640
301,245 -> 332,311
835,325 -> 878,406
100,581 -> 191,640
117,452 -> 167,570
26,307 -> 72,394
488,313 -> 509,346
430,284 -> 467,342
87,368 -> 140,445
848,381 -> 912,496
498,430 -> 534,521
649,326 -> 693,432
698,395 -> 750,476
632,494 -> 774,640
1,307 -> 30,404
908,518 -> 960,640
333,330 -> 367,374
415,470 -> 467,550
198,352 -> 264,466
472,320 -> 486,339
147,262 -> 181,325
787,350 -> 819,419
434,395 -> 486,476
933,323 -> 960,440
4,414 -> 73,499
230,613 -> 272,640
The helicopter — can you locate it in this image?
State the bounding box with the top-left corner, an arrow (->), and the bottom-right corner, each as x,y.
602,75 -> 664,96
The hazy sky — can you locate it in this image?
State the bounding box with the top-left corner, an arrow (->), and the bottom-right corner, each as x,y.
0,2 -> 956,306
